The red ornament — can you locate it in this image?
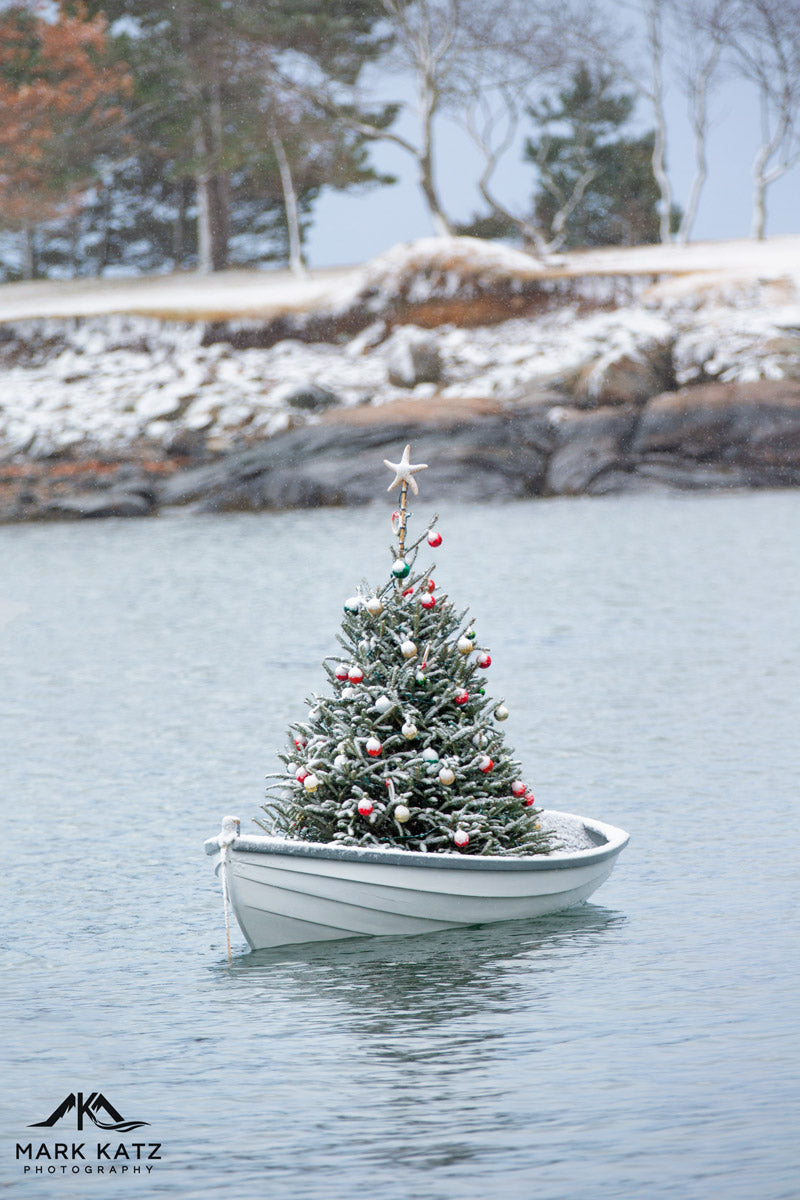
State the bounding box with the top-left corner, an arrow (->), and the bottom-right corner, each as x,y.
403,587 -> 414,597
294,735 -> 307,749
477,653 -> 491,669
366,737 -> 382,757
479,755 -> 494,773
421,594 -> 436,610
453,829 -> 469,847
334,664 -> 349,681
524,792 -> 536,807
358,798 -> 374,816
454,688 -> 469,706
511,780 -> 526,797
348,665 -> 364,683
425,578 -> 435,592
427,530 -> 443,547
296,767 -> 309,783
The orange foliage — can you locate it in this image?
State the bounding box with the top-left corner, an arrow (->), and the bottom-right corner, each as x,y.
0,2 -> 131,227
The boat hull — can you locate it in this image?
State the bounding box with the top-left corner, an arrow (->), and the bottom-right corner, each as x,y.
205,811 -> 629,951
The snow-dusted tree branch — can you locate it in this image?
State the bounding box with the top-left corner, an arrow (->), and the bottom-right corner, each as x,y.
727,0 -> 800,239
672,0 -> 734,244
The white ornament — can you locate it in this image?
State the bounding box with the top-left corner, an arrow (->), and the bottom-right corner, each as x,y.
421,747 -> 439,763
344,596 -> 362,613
438,766 -> 455,786
333,754 -> 348,771
365,595 -> 383,616
374,695 -> 393,714
383,444 -> 428,496
400,639 -> 417,660
394,804 -> 411,823
401,721 -> 418,740
341,687 -> 357,699
453,829 -> 470,848
494,704 -> 509,721
303,774 -> 319,793
457,636 -> 473,655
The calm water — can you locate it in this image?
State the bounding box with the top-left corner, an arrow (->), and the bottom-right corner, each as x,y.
1,491 -> 798,1199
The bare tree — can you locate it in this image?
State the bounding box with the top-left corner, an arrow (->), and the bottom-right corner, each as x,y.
458,4 -> 614,256
324,0 -> 610,249
575,0 -> 675,244
727,0 -> 800,239
672,0 -> 735,243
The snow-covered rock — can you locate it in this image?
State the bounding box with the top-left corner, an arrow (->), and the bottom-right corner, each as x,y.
3,235 -> 800,520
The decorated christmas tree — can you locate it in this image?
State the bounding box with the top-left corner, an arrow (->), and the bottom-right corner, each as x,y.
261,446 -> 555,857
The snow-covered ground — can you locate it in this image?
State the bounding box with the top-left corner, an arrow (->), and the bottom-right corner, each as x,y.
1,235 -> 800,461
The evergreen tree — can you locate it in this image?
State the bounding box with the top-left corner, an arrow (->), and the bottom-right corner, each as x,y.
262,448 -> 554,858
86,0 -> 394,273
525,64 -> 673,248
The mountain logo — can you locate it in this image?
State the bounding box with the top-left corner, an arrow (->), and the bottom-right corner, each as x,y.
29,1093 -> 150,1132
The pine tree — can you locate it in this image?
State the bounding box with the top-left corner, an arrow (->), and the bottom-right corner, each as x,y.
87,0 -> 394,273
525,63 -> 673,249
262,448 -> 554,859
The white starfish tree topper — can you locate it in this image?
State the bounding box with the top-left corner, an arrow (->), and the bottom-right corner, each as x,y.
383,444 -> 428,495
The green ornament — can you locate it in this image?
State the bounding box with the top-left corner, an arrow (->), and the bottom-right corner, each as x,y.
392,558 -> 411,579
466,628 -> 476,640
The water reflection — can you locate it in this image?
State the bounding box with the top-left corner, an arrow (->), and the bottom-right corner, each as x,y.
212,904 -> 626,1027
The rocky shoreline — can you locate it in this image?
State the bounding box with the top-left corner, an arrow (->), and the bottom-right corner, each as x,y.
2,237 -> 800,522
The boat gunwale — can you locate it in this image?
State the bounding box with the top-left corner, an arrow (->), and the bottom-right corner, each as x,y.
204,811 -> 629,872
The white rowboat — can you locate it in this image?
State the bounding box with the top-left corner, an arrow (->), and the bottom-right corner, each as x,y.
205,810 -> 629,950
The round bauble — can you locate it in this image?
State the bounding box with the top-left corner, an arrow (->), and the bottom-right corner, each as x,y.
454,688 -> 469,706
394,804 -> 411,824
494,704 -> 509,721
414,670 -> 427,686
400,639 -> 417,660
374,695 -> 393,714
421,747 -> 439,764
511,779 -> 526,797
465,627 -> 476,641
295,767 -> 309,783
438,766 -> 455,786
334,664 -> 349,682
477,652 -> 492,669
333,754 -> 348,771
365,736 -> 382,757
453,829 -> 469,848
457,636 -> 473,655
348,665 -> 364,683
402,587 -> 414,598
524,792 -> 536,807
426,578 -> 435,593
341,687 -> 357,700
344,596 -> 361,614
479,755 -> 494,774
401,721 -> 418,740
357,798 -> 373,817
294,735 -> 307,749
427,529 -> 443,547
391,559 -> 411,579
365,595 -> 383,617
303,773 -> 319,793
420,594 -> 436,610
